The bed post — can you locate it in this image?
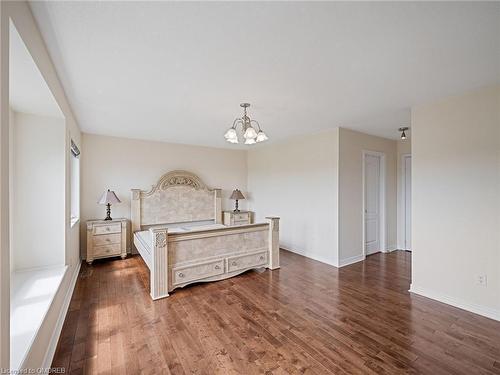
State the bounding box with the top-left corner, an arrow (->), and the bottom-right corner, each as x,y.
149,228 -> 169,300
131,189 -> 141,233
214,189 -> 222,224
266,217 -> 280,270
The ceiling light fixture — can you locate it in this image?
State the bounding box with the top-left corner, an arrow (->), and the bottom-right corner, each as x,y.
399,127 -> 409,140
224,103 -> 268,145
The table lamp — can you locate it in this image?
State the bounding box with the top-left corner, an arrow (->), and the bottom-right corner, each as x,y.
230,189 -> 245,213
98,189 -> 121,221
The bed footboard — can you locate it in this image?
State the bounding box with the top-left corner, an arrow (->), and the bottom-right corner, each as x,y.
148,217 -> 280,300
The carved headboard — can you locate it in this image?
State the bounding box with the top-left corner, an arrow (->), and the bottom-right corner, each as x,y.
131,170 -> 222,232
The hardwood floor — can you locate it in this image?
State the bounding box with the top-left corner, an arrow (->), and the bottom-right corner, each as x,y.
52,250 -> 500,374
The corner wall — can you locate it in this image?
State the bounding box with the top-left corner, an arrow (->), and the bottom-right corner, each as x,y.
411,85 -> 500,320
247,130 -> 339,266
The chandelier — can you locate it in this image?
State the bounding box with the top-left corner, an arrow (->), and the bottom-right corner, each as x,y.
224,103 -> 268,145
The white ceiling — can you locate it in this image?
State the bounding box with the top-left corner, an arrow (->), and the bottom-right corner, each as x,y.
10,20 -> 63,118
30,1 -> 500,147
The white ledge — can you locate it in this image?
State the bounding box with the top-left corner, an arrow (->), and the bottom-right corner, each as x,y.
10,265 -> 67,370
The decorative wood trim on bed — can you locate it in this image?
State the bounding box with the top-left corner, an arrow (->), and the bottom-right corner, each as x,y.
131,170 -> 280,300
131,170 -> 222,232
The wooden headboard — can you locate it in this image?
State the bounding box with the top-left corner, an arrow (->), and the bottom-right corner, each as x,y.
131,170 -> 222,232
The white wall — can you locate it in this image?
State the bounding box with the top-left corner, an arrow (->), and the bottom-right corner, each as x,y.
0,1 -> 82,370
247,130 -> 339,266
81,133 -> 248,256
411,85 -> 500,320
396,139 -> 411,249
338,128 -> 397,265
247,128 -> 398,268
0,3 -> 10,367
10,111 -> 65,270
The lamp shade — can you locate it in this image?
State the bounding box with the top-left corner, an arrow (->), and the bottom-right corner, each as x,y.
256,131 -> 268,143
98,189 -> 121,205
224,128 -> 237,140
243,126 -> 258,140
244,138 -> 256,145
230,189 -> 245,200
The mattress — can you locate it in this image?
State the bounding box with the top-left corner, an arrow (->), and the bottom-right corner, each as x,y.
133,222 -> 226,269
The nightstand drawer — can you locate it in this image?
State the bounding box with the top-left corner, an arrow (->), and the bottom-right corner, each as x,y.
93,244 -> 122,257
92,233 -> 121,247
223,211 -> 253,226
234,213 -> 249,221
94,223 -> 121,235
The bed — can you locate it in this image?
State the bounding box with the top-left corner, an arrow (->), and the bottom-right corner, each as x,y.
131,170 -> 280,300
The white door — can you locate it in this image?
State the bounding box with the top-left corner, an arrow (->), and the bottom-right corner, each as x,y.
404,155 -> 412,251
364,154 -> 381,255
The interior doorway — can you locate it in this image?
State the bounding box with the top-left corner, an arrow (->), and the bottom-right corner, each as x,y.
402,154 -> 412,251
363,151 -> 386,256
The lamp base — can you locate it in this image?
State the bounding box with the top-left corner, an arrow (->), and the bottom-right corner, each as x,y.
104,203 -> 112,221
233,199 -> 240,213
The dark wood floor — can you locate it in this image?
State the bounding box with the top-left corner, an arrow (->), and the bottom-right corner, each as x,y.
52,250 -> 500,374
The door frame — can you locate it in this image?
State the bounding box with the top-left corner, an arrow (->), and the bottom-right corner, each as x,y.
401,153 -> 411,251
362,150 -> 386,257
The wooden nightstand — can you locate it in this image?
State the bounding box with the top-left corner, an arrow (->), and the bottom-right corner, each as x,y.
86,218 -> 127,264
223,211 -> 252,226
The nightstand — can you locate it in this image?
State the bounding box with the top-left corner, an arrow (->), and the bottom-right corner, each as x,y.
223,211 -> 252,226
86,218 -> 127,264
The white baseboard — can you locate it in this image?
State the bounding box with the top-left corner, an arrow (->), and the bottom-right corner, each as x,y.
41,261 -> 82,369
338,254 -> 365,267
383,245 -> 398,253
409,284 -> 500,322
280,246 -> 396,268
280,246 -> 339,267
